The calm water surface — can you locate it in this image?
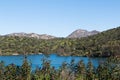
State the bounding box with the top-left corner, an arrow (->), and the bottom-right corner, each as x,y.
0,54 -> 106,70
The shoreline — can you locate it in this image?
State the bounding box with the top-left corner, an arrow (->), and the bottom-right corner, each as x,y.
0,53 -> 114,58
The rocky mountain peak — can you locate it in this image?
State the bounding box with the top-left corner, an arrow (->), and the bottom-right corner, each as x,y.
67,29 -> 99,38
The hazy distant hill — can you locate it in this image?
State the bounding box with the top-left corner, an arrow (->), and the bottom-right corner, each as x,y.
67,29 -> 99,38
5,33 -> 56,39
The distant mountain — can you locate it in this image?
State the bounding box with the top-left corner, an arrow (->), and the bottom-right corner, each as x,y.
5,32 -> 56,39
67,29 -> 99,38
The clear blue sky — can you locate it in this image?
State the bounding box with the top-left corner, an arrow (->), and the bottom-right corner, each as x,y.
0,0 -> 120,37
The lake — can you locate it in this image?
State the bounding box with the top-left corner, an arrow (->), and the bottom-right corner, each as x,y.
0,54 -> 106,70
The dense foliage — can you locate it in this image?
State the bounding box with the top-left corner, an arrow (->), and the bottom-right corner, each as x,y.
0,27 -> 120,57
0,57 -> 120,80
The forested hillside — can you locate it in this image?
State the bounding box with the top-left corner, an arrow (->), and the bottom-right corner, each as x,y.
0,27 -> 120,57
76,27 -> 120,57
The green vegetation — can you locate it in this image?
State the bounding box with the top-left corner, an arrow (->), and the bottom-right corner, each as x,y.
0,27 -> 120,57
0,57 -> 120,80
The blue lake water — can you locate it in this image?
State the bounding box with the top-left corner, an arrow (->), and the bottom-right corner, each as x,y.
0,54 -> 106,70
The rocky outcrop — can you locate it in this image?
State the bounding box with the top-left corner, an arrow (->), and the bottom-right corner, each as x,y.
5,32 -> 56,39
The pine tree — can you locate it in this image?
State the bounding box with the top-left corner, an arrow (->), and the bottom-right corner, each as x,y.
21,56 -> 31,80
86,60 -> 95,80
76,60 -> 86,80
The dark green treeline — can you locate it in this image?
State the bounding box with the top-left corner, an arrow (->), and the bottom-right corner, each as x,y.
0,57 -> 120,80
